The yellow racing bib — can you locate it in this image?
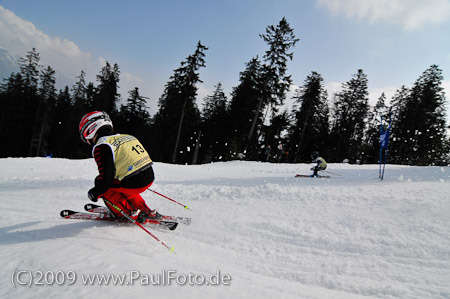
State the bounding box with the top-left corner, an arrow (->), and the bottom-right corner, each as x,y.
317,157 -> 327,168
94,134 -> 152,180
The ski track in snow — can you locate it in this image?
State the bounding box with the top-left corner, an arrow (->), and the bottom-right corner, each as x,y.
1,158 -> 449,299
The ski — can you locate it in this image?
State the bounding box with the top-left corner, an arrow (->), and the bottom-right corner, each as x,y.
60,209 -> 178,230
84,203 -> 192,225
295,174 -> 331,178
84,203 -> 106,214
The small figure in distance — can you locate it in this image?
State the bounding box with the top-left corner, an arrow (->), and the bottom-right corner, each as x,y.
310,151 -> 327,178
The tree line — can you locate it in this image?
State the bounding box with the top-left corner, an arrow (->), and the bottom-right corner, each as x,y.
1,18 -> 448,165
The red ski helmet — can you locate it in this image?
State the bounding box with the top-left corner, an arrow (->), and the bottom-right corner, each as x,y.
79,111 -> 113,143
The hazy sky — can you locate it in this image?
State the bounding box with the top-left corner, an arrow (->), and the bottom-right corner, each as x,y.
1,0 -> 449,116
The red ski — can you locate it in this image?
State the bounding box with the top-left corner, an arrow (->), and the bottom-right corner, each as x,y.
295,174 -> 331,178
60,209 -> 178,230
84,203 -> 192,225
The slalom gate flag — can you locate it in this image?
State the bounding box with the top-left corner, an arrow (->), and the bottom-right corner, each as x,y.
380,126 -> 390,149
380,115 -> 392,149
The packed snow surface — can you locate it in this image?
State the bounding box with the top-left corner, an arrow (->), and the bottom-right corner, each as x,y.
1,158 -> 449,299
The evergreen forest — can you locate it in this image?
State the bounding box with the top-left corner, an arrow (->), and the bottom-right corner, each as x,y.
1,18 -> 449,165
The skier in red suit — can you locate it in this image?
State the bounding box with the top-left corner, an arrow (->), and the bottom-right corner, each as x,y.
79,111 -> 159,223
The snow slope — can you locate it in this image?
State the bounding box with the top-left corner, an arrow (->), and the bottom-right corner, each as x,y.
1,158 -> 449,299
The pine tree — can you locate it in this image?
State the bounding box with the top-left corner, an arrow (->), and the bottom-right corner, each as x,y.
18,48 -> 40,91
47,87 -> 73,157
227,57 -> 263,159
118,87 -> 151,143
200,83 -> 229,163
247,18 -> 299,148
152,41 -> 208,164
39,66 -> 57,101
0,73 -> 26,157
28,65 -> 57,156
389,86 -> 410,163
94,62 -> 120,115
72,70 -> 88,113
330,69 -> 369,163
288,71 -> 330,162
122,88 -> 150,118
66,70 -> 93,158
2,48 -> 42,157
390,65 -> 449,165
85,82 -> 96,111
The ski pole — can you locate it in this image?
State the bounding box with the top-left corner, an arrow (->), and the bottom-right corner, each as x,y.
149,189 -> 191,211
102,198 -> 175,253
309,164 -> 341,177
323,170 -> 342,176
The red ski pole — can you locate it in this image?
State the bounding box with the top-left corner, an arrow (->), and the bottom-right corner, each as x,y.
102,198 -> 175,253
149,189 -> 192,211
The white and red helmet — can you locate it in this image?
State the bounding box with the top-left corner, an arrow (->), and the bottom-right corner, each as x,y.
79,111 -> 113,143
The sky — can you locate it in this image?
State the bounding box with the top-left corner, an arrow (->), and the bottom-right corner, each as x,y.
0,0 -> 449,117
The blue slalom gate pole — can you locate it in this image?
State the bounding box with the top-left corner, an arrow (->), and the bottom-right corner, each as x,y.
379,147 -> 383,179
379,113 -> 392,181
379,115 -> 384,179
380,148 -> 389,181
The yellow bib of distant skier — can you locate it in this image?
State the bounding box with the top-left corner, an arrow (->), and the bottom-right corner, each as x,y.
94,134 -> 152,181
317,157 -> 327,168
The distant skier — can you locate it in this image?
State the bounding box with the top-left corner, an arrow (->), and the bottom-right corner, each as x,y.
79,111 -> 158,223
310,151 -> 327,177
264,145 -> 272,162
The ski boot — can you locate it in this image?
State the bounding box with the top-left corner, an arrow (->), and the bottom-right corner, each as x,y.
136,209 -> 162,223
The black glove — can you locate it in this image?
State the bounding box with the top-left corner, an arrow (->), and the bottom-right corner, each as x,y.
88,188 -> 98,202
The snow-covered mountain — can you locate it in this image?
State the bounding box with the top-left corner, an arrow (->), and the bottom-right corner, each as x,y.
0,47 -> 77,90
0,47 -> 19,80
1,158 -> 449,298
